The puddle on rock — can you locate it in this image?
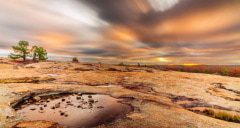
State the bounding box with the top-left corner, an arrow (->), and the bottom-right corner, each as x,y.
14,93 -> 133,128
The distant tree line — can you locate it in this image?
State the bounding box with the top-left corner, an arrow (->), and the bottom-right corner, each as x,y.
9,40 -> 48,62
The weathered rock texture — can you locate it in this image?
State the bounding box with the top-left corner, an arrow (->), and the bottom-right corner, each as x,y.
0,58 -> 239,128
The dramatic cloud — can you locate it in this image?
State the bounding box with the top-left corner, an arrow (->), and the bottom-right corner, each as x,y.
0,0 -> 240,64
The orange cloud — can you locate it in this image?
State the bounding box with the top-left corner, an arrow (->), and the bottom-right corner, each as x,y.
105,26 -> 138,42
33,32 -> 74,50
156,3 -> 240,36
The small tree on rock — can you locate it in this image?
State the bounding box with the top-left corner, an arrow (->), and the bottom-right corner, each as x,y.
31,46 -> 48,61
9,41 -> 30,61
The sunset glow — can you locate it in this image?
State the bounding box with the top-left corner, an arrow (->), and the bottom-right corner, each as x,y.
0,0 -> 239,64
158,58 -> 169,62
183,64 -> 201,66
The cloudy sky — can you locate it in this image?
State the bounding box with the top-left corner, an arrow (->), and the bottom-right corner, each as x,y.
0,0 -> 240,64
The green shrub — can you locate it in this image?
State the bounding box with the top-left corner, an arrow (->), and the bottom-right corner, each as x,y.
176,68 -> 184,72
118,62 -> 124,66
217,67 -> 229,76
72,57 -> 79,63
193,69 -> 201,73
203,68 -> 211,74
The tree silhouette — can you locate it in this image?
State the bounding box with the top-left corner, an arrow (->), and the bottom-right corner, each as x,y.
9,41 -> 30,61
31,46 -> 48,61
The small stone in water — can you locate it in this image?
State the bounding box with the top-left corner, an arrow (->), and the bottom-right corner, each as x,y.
30,108 -> 36,110
88,98 -> 94,103
88,95 -> 92,98
51,106 -> 55,109
39,110 -> 45,113
88,104 -> 93,109
60,112 -> 65,116
97,106 -> 104,108
55,103 -> 60,108
64,114 -> 68,117
76,96 -> 81,100
44,104 -> 47,107
40,107 -> 44,110
62,99 -> 65,102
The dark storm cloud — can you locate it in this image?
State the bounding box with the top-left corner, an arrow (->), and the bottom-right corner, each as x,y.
83,0 -> 240,46
82,0 -> 141,24
83,0 -> 236,24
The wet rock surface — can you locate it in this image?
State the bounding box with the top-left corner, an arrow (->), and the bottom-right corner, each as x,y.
14,93 -> 133,128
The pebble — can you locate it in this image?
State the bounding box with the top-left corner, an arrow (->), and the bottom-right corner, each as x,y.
30,108 -> 36,110
88,104 -> 93,109
47,98 -> 51,102
21,105 -> 28,108
60,112 -> 65,116
33,96 -> 41,101
88,95 -> 92,98
76,96 -> 81,100
88,98 -> 94,103
55,103 -> 60,108
39,110 -> 45,113
97,106 -> 104,108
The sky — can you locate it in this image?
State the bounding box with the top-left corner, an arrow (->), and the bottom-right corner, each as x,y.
0,0 -> 240,65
